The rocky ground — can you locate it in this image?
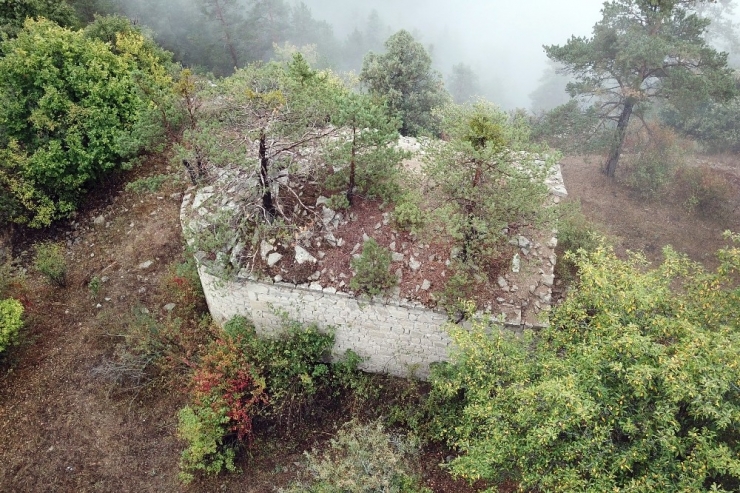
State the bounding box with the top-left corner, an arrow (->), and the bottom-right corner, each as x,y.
183,139 -> 566,328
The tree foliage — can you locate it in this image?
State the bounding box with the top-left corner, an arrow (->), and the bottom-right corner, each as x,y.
360,30 -> 449,136
180,54 -> 342,220
447,63 -> 481,104
0,0 -> 79,38
0,18 -> 175,227
423,101 -> 553,266
428,236 -> 740,491
322,91 -> 404,205
545,0 -> 736,177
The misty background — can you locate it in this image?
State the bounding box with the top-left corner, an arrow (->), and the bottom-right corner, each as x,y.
299,0 -> 602,109
104,0 -> 740,111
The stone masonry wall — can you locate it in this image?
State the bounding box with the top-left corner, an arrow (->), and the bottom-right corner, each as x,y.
185,142 -> 567,379
198,267 -> 453,378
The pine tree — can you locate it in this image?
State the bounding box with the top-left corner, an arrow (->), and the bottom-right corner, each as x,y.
545,0 -> 736,177
360,30 -> 449,136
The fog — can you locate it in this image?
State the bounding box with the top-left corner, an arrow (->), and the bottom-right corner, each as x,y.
299,0 -> 603,109
110,0 -> 740,111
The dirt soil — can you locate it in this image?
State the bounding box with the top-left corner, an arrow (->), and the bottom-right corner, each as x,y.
560,154 -> 740,267
0,151 -> 737,492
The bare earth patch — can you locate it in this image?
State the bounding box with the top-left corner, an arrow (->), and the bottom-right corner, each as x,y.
561,155 -> 740,268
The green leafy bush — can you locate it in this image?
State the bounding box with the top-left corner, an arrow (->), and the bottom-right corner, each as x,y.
0,18 -> 174,227
177,404 -> 237,484
125,174 -> 171,195
228,315 -> 364,425
350,238 -> 397,296
326,193 -> 350,210
393,197 -> 426,234
33,241 -> 67,287
0,298 -> 23,354
284,420 -> 430,493
0,0 -> 79,38
178,315 -> 366,481
555,200 -> 602,283
427,239 -> 740,491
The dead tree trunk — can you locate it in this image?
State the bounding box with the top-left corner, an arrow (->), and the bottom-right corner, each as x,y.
605,99 -> 634,178
259,130 -> 275,217
347,126 -> 357,206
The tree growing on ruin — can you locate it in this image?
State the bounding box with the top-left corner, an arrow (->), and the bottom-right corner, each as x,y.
323,93 -> 404,206
423,101 -> 553,266
182,54 -> 341,220
545,0 -> 736,177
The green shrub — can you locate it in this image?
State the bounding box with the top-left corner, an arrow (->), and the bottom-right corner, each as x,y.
0,298 -> 23,354
125,174 -> 171,195
234,316 -> 353,425
326,193 -> 350,211
673,165 -> 732,217
556,201 -> 600,255
88,276 -> 102,298
0,18 -> 174,227
177,335 -> 267,483
178,315 -> 366,481
177,405 -> 238,484
393,198 -> 426,234
284,420 -> 430,493
434,264 -> 478,320
350,239 -> 397,296
427,240 -> 740,491
34,241 -> 67,287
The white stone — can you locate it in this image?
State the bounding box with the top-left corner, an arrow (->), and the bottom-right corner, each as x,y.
409,256 -> 421,271
295,246 -> 317,264
267,252 -> 283,267
138,260 -> 154,270
512,253 -> 521,273
392,252 -> 404,262
321,207 -> 336,225
420,279 -> 431,291
192,192 -> 213,210
260,240 -> 274,259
